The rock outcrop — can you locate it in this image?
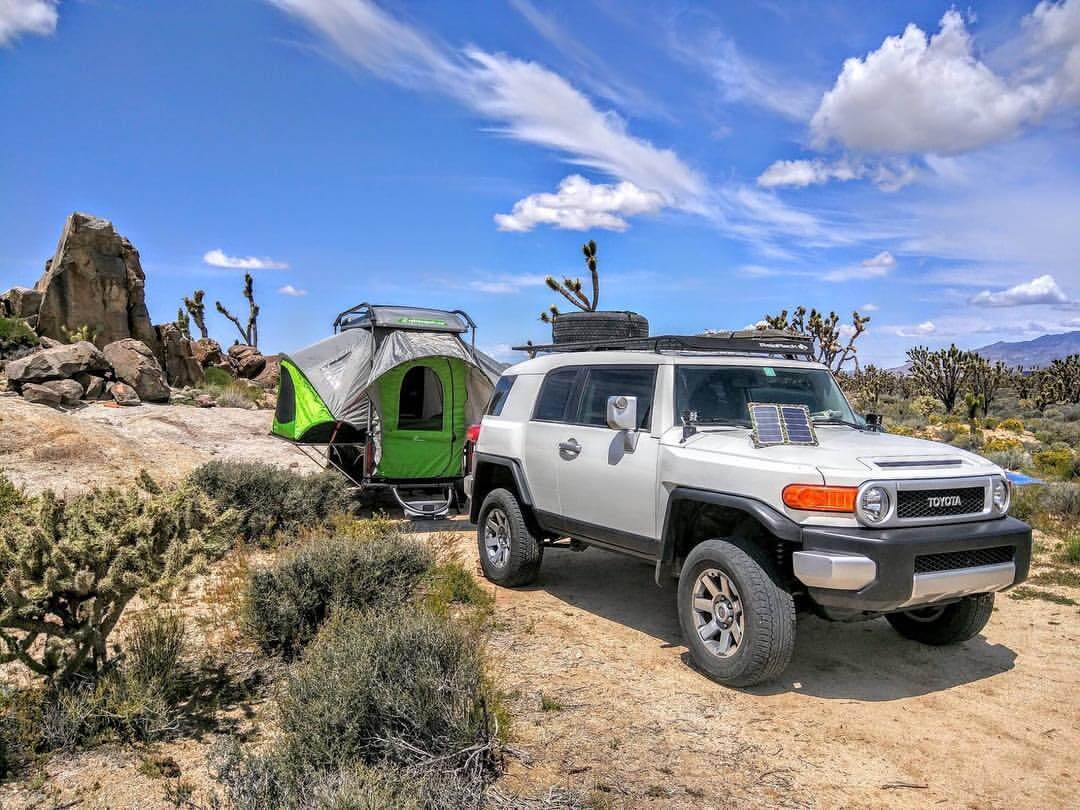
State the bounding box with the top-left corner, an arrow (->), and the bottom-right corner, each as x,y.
0,287 -> 42,319
191,338 -> 226,369
228,344 -> 266,379
156,323 -> 205,388
40,379 -> 84,405
102,339 -> 169,402
21,383 -> 63,407
34,213 -> 159,352
253,354 -> 281,388
5,341 -> 109,385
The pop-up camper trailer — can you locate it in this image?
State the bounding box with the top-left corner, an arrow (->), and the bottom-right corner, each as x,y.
271,304 -> 502,517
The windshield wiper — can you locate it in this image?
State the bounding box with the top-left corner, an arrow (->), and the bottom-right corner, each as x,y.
812,417 -> 869,431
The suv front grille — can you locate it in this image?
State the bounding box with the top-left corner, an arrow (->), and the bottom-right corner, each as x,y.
896,486 -> 984,519
914,546 -> 1014,574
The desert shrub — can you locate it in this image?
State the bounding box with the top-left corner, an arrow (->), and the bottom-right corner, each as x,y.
245,528 -> 433,655
984,436 -> 1023,453
0,473 -> 233,683
887,423 -> 916,437
188,460 -> 350,544
1063,533 -> 1080,565
987,447 -> 1032,471
0,687 -> 44,778
998,417 -> 1025,433
277,608 -> 499,774
912,395 -> 942,420
1041,482 -> 1080,518
0,318 -> 37,362
1063,404 -> 1080,423
1033,447 -> 1078,480
204,366 -> 233,387
214,387 -> 257,409
124,611 -> 186,693
1008,486 -> 1040,522
425,561 -> 495,618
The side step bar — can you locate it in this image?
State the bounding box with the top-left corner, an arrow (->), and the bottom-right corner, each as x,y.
391,486 -> 453,519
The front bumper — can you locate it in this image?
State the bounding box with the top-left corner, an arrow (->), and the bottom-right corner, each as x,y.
794,516 -> 1031,617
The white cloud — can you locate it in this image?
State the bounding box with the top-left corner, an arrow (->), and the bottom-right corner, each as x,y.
466,274 -> 545,294
757,157 -> 917,191
862,303 -> 879,312
277,284 -> 307,296
0,0 -> 57,46
705,37 -> 820,121
810,6 -> 1080,155
495,174 -> 665,232
969,273 -> 1072,307
203,249 -> 289,270
268,0 -> 702,204
885,320 -> 937,337
824,250 -> 896,282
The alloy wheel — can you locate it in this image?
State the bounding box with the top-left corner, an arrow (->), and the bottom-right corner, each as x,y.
691,568 -> 745,659
484,507 -> 511,568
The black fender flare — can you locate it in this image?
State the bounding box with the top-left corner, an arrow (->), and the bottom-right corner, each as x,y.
658,486 -> 802,571
469,453 -> 534,523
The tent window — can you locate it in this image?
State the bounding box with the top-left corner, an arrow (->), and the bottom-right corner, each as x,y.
398,366 -> 444,431
275,367 -> 296,425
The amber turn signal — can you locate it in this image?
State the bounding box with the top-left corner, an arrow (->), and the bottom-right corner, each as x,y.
782,484 -> 857,513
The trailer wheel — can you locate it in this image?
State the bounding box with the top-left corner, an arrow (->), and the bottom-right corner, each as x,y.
476,488 -> 542,586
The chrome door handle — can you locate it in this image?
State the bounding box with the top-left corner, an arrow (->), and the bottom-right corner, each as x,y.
558,439 -> 581,456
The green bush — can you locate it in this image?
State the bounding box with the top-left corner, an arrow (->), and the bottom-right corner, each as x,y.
1063,533 -> 1080,565
425,562 -> 494,618
1041,482 -> 1080,518
245,527 -> 433,656
998,417 -> 1025,433
0,316 -> 36,347
987,447 -> 1031,471
1033,447 -> 1078,480
983,436 -> 1022,453
277,608 -> 498,773
188,461 -> 350,544
0,473 -> 233,683
204,366 -> 233,387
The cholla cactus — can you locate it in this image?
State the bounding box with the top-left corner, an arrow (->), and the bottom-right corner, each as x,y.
541,239 -> 600,323
0,473 -> 235,683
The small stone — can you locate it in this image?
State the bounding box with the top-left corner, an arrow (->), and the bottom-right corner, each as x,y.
110,381 -> 141,406
195,393 -> 216,408
21,383 -> 62,407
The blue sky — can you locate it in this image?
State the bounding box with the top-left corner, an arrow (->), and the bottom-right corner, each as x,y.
1,0 -> 1078,366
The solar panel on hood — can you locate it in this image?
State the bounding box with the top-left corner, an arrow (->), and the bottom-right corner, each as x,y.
749,403 -> 818,447
749,403 -> 784,446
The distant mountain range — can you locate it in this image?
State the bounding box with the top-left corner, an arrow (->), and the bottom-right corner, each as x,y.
889,330 -> 1079,373
972,330 -> 1080,367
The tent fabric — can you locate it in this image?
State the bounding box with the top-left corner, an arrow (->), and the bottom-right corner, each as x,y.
272,359 -> 336,440
287,329 -> 375,428
374,356 -> 470,479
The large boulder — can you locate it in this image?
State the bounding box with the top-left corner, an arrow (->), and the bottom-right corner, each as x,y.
155,323 -> 205,388
21,383 -> 62,408
74,372 -> 107,400
191,337 -> 225,368
40,378 -> 84,406
34,213 -> 160,353
109,381 -> 141,406
227,344 -> 266,379
5,341 -> 108,385
0,287 -> 42,319
253,354 -> 281,388
102,339 -> 169,402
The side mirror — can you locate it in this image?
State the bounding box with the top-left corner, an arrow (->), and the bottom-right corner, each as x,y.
607,395 -> 638,431
607,395 -> 639,451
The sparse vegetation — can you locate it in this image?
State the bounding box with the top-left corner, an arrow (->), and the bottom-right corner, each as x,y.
1008,586 -> 1077,607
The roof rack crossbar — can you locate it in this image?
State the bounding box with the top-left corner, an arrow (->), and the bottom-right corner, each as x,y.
511,332 -> 815,358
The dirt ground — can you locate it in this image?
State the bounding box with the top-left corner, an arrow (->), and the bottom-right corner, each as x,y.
2,397 -> 1078,808
0,394 -> 321,495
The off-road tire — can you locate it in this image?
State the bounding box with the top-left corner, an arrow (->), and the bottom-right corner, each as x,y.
885,594 -> 995,645
677,538 -> 796,687
552,311 -> 649,344
476,488 -> 543,586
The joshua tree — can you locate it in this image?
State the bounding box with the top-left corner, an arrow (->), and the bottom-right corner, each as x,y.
183,290 -> 209,340
966,355 -> 1008,417
175,307 -> 191,340
847,364 -> 895,411
216,273 -> 260,348
760,306 -> 870,372
541,239 -> 600,323
906,344 -> 973,413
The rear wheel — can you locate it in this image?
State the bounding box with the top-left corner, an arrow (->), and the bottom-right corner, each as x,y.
476,488 -> 543,586
885,594 -> 994,645
677,538 -> 796,687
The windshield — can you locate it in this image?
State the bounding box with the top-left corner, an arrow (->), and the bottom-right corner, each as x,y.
674,365 -> 857,427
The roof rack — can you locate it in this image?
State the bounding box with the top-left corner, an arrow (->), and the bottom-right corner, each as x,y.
511,331 -> 815,358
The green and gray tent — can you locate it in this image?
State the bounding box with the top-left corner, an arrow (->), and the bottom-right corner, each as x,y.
272,305 -> 502,500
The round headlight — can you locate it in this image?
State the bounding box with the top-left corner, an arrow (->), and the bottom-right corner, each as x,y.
992,477 -> 1010,514
859,486 -> 890,523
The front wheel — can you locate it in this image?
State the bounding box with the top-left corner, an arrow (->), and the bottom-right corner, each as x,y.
677,538 -> 796,687
885,594 -> 994,645
476,488 -> 543,586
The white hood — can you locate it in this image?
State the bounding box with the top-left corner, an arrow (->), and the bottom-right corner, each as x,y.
666,425 -> 998,487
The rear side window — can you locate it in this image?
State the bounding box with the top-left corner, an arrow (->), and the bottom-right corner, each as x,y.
486,375 -> 516,416
575,366 -> 656,429
533,368 -> 579,422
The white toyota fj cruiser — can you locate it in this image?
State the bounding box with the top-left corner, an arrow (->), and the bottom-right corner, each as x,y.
465,333 -> 1032,687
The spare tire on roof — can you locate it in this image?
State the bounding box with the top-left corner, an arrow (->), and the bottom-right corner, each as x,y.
552,311 -> 649,344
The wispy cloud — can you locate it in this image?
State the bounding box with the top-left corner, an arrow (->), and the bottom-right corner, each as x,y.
277,284 -> 307,296
883,320 -> 936,338
495,174 -> 664,232
862,303 -> 880,312
824,250 -> 896,282
203,249 -> 289,270
969,274 -> 1074,307
0,0 -> 57,46
466,274 -> 545,294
